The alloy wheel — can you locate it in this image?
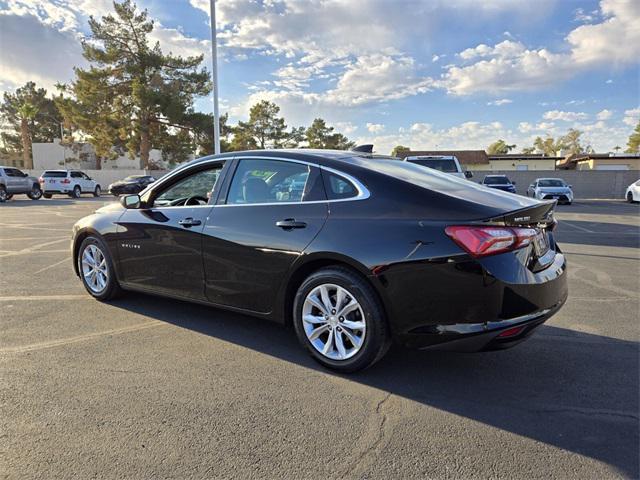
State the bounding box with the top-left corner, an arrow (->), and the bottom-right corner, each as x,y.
81,244 -> 109,293
302,283 -> 366,360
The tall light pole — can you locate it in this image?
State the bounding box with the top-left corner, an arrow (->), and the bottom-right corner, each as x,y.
209,0 -> 221,155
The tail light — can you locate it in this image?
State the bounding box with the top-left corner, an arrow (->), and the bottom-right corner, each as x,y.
445,225 -> 538,258
38,177 -> 44,183
61,178 -> 71,184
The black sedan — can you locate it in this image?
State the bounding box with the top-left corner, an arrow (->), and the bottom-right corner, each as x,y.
108,175 -> 156,196
481,174 -> 517,193
71,150 -> 567,372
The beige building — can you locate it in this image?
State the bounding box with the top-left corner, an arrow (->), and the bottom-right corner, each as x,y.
558,153 -> 640,170
487,154 -> 559,171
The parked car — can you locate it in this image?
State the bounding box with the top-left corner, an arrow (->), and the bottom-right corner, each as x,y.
404,155 -> 473,179
625,179 -> 640,203
71,149 -> 567,372
481,174 -> 516,193
0,166 -> 42,202
108,175 -> 156,196
527,178 -> 573,204
40,170 -> 101,198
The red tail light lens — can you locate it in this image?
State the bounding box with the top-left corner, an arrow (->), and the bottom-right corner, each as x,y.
61,178 -> 71,184
38,177 -> 44,183
445,226 -> 538,258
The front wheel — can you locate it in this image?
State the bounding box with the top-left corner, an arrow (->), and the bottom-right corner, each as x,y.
78,236 -> 122,300
293,267 -> 390,373
93,185 -> 101,197
27,185 -> 42,200
627,192 -> 634,203
43,193 -> 52,199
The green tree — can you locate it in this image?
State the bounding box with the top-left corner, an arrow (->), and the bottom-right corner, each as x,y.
284,126 -> 306,148
486,139 -> 516,155
186,112 -> 232,155
558,128 -> 585,155
63,0 -> 211,168
521,146 -> 536,154
306,118 -> 355,149
245,100 -> 287,149
229,122 -> 258,151
532,136 -> 560,156
0,81 -> 62,168
625,121 -> 640,153
391,145 -> 410,157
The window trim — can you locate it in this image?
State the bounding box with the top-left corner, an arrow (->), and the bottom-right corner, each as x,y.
216,156 -> 369,207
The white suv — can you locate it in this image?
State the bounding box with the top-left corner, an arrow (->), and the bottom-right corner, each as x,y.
404,156 -> 473,179
40,170 -> 101,198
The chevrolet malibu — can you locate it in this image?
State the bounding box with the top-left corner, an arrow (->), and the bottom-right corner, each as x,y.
71,150 -> 568,372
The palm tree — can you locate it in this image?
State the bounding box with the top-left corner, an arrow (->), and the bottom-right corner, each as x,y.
18,102 -> 38,169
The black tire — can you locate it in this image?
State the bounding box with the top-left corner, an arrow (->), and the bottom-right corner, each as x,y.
627,192 -> 634,203
77,235 -> 122,300
71,185 -> 81,198
293,266 -> 391,373
43,193 -> 52,199
0,185 -> 7,202
27,184 -> 42,200
6,194 -> 13,200
93,185 -> 101,197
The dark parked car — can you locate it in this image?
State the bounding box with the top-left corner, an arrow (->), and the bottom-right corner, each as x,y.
108,175 -> 156,196
481,174 -> 516,193
71,150 -> 568,372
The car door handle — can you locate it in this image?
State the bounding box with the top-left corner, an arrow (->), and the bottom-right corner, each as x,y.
178,217 -> 201,227
276,219 -> 307,229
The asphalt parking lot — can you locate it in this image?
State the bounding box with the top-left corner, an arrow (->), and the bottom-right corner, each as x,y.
1,197 -> 638,479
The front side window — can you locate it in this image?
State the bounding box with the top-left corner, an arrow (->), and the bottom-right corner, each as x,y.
153,165 -> 223,207
226,159 -> 312,205
71,172 -> 82,178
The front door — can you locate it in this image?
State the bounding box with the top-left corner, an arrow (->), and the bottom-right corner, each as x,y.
116,164 -> 224,300
202,157 -> 328,313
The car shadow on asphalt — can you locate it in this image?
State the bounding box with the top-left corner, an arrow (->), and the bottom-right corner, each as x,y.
108,294 -> 639,478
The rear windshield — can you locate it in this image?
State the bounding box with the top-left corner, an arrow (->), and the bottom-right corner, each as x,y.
484,176 -> 510,185
538,179 -> 565,187
43,171 -> 67,178
408,159 -> 458,173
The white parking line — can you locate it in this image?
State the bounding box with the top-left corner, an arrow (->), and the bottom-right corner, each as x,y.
0,238 -> 68,258
33,257 -> 71,274
0,294 -> 89,301
0,321 -> 165,354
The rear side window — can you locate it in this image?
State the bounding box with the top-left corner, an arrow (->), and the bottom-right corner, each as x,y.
43,171 -> 67,178
4,168 -> 22,177
323,171 -> 358,200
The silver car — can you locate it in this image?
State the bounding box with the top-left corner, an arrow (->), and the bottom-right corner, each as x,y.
0,166 -> 42,202
527,178 -> 573,205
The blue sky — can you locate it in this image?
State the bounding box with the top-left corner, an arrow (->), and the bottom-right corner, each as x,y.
0,0 -> 638,154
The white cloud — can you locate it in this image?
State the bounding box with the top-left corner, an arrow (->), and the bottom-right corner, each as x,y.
487,98 -> 512,106
623,108 -> 640,126
332,121 -> 358,135
366,123 -> 385,133
439,0 -> 639,96
597,109 -> 613,120
543,110 -> 589,122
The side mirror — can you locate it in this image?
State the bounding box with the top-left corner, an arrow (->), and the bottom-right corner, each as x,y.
568,185 -> 572,188
22,172 -> 29,177
529,184 -> 534,189
121,194 -> 141,209
464,171 -> 473,179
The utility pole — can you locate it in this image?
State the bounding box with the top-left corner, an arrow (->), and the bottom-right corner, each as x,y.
210,0 -> 221,155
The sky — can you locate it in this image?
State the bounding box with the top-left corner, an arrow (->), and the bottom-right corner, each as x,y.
0,0 -> 638,155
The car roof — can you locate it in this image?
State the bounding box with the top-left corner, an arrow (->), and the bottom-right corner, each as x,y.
485,174 -> 508,177
536,177 -> 565,181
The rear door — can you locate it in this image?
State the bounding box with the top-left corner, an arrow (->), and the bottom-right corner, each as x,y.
116,161 -> 225,300
202,157 -> 328,313
80,172 -> 95,191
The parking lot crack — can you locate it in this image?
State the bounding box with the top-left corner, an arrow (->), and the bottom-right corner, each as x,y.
339,391 -> 394,478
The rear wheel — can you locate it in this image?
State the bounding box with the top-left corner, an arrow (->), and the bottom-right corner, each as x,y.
27,185 -> 42,200
293,266 -> 390,373
78,236 -> 122,300
71,185 -> 81,198
0,186 -> 7,202
93,185 -> 101,197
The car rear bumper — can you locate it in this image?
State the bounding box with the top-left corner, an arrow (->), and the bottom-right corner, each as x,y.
378,240 -> 568,351
42,189 -> 71,194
